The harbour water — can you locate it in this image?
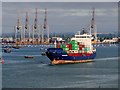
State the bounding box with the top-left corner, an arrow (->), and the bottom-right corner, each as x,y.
2,44 -> 118,88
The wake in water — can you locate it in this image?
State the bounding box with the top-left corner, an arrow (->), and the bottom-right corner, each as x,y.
94,57 -> 119,61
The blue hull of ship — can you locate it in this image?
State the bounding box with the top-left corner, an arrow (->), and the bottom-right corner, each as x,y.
46,48 -> 96,61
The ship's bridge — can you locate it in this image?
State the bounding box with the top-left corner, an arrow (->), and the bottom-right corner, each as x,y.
75,34 -> 91,39
71,31 -> 92,48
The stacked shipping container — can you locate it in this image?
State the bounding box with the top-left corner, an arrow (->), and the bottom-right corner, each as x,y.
56,40 -> 92,56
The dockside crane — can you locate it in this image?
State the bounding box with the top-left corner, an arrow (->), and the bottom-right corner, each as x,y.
14,10 -> 23,43
23,8 -> 31,44
91,8 -> 97,42
32,8 -> 40,44
41,8 -> 49,43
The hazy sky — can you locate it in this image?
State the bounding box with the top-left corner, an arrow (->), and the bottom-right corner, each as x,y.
2,2 -> 118,34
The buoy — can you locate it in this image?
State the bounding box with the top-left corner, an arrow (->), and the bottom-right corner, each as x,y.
1,60 -> 5,64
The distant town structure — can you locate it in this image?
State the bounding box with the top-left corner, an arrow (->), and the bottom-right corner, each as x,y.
52,37 -> 63,42
103,38 -> 118,43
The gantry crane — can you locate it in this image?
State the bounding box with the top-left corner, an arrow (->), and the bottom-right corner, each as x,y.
23,8 -> 31,44
41,8 -> 49,44
14,10 -> 23,44
91,8 -> 97,42
32,8 -> 40,44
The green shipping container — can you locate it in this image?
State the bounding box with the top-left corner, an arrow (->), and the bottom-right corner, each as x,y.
55,45 -> 57,48
67,51 -> 69,53
85,50 -> 87,53
85,47 -> 90,50
87,51 -> 90,53
60,45 -> 63,48
72,47 -> 78,50
69,41 -> 78,44
62,45 -> 67,48
72,46 -> 78,49
82,48 -> 85,50
63,48 -> 69,51
72,44 -> 78,47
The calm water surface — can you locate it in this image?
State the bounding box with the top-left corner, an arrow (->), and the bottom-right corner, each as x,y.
2,44 -> 118,88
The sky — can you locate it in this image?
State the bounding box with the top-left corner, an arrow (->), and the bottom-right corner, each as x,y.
2,2 -> 118,34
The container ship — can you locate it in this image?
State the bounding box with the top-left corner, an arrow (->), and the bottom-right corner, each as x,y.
46,30 -> 96,65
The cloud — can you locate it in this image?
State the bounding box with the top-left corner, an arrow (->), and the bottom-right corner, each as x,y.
58,8 -> 117,17
2,2 -> 118,33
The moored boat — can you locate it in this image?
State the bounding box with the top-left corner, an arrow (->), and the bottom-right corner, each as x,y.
24,56 -> 34,58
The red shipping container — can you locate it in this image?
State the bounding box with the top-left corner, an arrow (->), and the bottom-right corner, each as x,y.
69,44 -> 72,46
79,47 -> 82,50
82,45 -> 85,48
77,42 -> 80,45
67,44 -> 69,48
79,45 -> 82,48
57,45 -> 60,48
69,48 -> 72,50
69,44 -> 72,49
